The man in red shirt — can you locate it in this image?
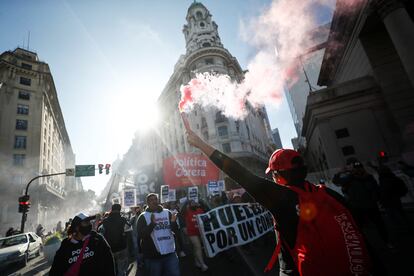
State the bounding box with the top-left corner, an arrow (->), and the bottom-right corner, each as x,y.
182,200 -> 209,272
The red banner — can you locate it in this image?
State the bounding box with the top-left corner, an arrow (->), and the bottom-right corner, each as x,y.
163,153 -> 220,188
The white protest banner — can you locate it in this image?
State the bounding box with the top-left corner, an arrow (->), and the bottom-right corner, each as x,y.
179,197 -> 187,205
160,185 -> 169,204
122,189 -> 136,208
188,186 -> 199,202
217,180 -> 225,192
112,197 -> 121,205
207,181 -> 219,196
196,203 -> 274,257
168,189 -> 176,202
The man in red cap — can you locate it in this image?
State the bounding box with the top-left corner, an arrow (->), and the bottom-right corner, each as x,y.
185,127 -> 373,276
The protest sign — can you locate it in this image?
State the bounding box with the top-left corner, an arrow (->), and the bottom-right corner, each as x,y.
160,185 -> 169,203
168,189 -> 176,202
122,189 -> 137,208
188,186 -> 199,202
207,181 -> 219,196
179,197 -> 187,204
134,166 -> 158,203
163,153 -> 219,188
112,197 -> 121,205
217,180 -> 225,192
196,203 -> 274,257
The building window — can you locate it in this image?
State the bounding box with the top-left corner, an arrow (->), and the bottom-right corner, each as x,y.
200,22 -> 205,28
205,58 -> 214,65
215,112 -> 227,123
196,11 -> 203,19
218,126 -> 228,137
17,104 -> 29,115
203,42 -> 211,47
201,117 -> 208,128
335,128 -> 350,139
18,91 -> 30,100
19,77 -> 31,86
21,63 -> 32,70
14,136 -> 27,149
342,146 -> 355,156
246,125 -> 251,140
203,131 -> 209,140
222,143 -> 231,153
235,121 -> 240,133
16,119 -> 28,130
13,154 -> 25,166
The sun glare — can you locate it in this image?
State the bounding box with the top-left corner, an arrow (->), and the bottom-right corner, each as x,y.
108,87 -> 161,143
135,102 -> 160,132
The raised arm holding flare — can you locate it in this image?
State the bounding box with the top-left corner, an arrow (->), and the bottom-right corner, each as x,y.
183,118 -> 373,276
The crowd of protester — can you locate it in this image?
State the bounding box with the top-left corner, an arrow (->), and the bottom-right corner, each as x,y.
4,154 -> 412,276
5,127 -> 406,276
2,154 -> 410,276
46,188 -> 262,276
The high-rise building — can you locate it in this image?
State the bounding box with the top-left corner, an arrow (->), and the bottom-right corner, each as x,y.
285,23 -> 330,149
271,128 -> 283,149
0,48 -> 76,232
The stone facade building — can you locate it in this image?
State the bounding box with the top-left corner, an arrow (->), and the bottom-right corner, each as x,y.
301,0 -> 414,200
0,48 -> 76,232
154,2 -> 273,184
109,2 -> 274,202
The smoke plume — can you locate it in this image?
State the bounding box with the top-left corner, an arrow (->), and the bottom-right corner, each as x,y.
180,0 -> 362,118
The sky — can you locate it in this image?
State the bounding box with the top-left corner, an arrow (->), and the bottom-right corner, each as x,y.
0,0 -> 332,195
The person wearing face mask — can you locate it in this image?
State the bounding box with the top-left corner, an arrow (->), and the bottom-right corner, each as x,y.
184,126 -> 374,276
49,213 -> 115,276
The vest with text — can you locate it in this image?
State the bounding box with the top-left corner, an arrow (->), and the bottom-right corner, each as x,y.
143,209 -> 175,255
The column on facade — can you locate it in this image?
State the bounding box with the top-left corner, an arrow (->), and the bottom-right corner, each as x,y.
373,0 -> 414,87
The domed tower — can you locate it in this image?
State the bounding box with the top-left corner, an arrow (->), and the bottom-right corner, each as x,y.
183,1 -> 223,54
155,1 -> 274,181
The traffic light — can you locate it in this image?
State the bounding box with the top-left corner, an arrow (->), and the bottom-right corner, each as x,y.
378,151 -> 389,164
18,195 -> 30,213
105,164 -> 111,175
98,164 -> 104,174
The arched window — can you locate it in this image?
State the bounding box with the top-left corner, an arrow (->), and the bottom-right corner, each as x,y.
202,42 -> 211,47
196,11 -> 203,19
200,22 -> 205,28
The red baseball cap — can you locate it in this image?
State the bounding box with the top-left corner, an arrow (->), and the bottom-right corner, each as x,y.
265,149 -> 302,174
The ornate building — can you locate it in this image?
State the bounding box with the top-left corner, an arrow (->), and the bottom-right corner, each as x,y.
0,48 -> 76,232
109,2 -> 274,202
154,2 -> 273,181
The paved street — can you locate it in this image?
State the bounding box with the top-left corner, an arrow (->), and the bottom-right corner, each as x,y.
1,254 -> 50,276
3,210 -> 414,276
